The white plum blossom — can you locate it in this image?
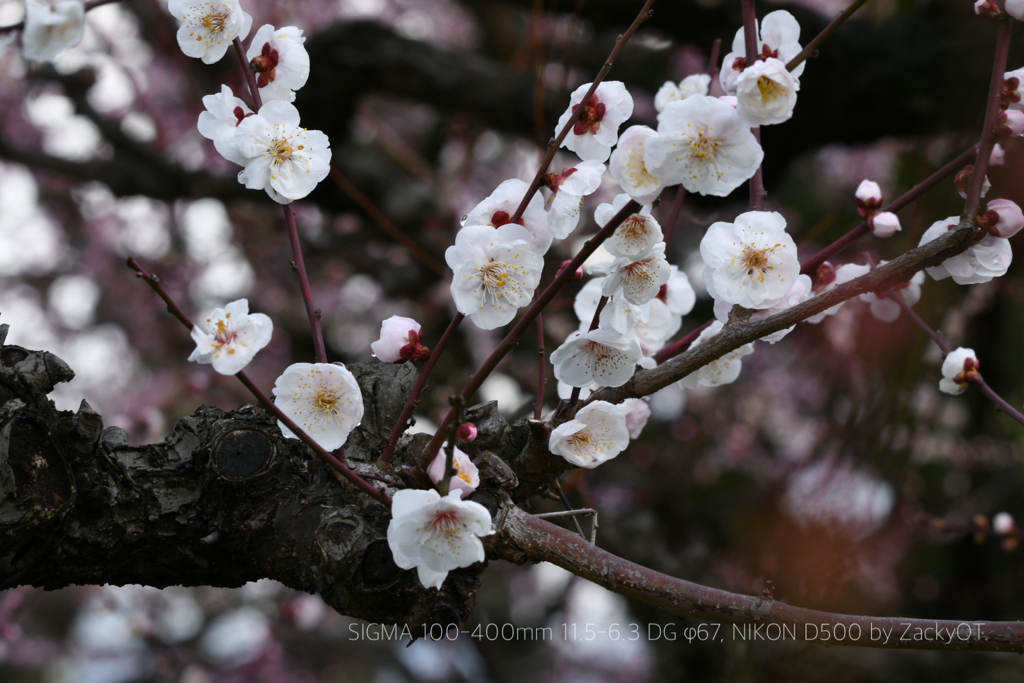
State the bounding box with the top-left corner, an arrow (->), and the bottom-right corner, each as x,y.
720,10 -> 805,95
464,179 -> 552,254
234,100 -> 331,203
734,58 -> 800,126
273,362 -> 364,451
679,321 -> 754,389
645,95 -> 764,197
981,198 -> 1024,239
994,512 -> 1016,535
660,265 -> 697,317
939,348 -> 980,395
544,161 -> 605,240
748,273 -> 813,343
806,262 -> 871,323
548,401 -> 630,468
596,194 -> 663,259
197,84 -> 252,165
550,327 -> 642,388
426,447 -> 480,497
188,299 -> 273,375
574,277 -> 649,336
700,211 -> 799,310
609,125 -> 663,204
168,0 -> 252,65
371,316 -> 429,363
591,242 -> 672,306
869,211 -> 901,238
632,298 -> 682,355
859,265 -> 924,323
445,224 -> 543,330
387,489 -> 493,590
919,216 -> 1012,285
246,25 -> 310,104
654,74 -> 711,112
617,398 -> 651,439
22,0 -> 84,62
555,81 -> 634,162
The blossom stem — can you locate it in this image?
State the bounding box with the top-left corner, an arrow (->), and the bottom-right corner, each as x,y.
785,0 -> 872,72
963,16 -> 1013,217
890,288 -> 1024,426
232,37 -> 263,111
662,186 -> 687,246
508,0 -> 656,224
0,0 -> 122,34
535,313 -> 547,420
328,166 -> 446,277
127,258 -> 391,504
424,200 -> 642,459
706,38 -> 723,84
439,396 -> 466,497
741,0 -> 766,212
800,143 -> 979,275
282,206 -> 328,364
652,319 -> 713,364
379,313 -> 465,464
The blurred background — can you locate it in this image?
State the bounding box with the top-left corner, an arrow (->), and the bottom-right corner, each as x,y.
2,0 -> 1024,680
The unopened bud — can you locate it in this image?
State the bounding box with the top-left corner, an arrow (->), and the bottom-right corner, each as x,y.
978,198 -> 1024,238
1002,76 -> 1021,108
994,511 -> 1016,535
869,211 -> 901,238
990,142 -> 1006,166
556,259 -> 584,283
815,261 -> 836,291
457,422 -> 478,443
975,0 -> 1002,17
993,109 -> 1024,137
855,179 -> 884,217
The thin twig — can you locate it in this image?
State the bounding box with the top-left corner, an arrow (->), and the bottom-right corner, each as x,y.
126,258 -> 390,505
741,0 -> 765,211
232,37 -> 263,111
569,295 -> 607,408
786,0 -> 872,72
282,207 -> 328,363
553,479 -> 586,537
379,313 -> 465,464
535,313 -> 547,420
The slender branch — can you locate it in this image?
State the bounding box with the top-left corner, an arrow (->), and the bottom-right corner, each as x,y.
741,0 -> 765,211
652,319 -> 713,364
439,396 -> 465,496
126,258 -> 390,505
535,313 -> 547,420
0,0 -> 121,34
508,0 -> 656,224
424,200 -> 641,458
282,206 -> 328,364
379,313 -> 465,464
662,187 -> 686,245
592,222 -> 978,404
553,479 -> 586,538
785,0 -> 872,72
890,287 -> 1024,426
706,38 -> 723,85
328,166 -> 446,277
800,143 -> 979,275
963,17 -> 1013,216
569,295 -> 608,408
233,37 -> 263,111
500,507 -> 1024,652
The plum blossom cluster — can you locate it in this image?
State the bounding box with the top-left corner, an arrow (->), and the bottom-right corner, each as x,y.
165,0 -> 331,203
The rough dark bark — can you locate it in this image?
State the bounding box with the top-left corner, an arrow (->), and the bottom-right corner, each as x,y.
0,328 -> 504,631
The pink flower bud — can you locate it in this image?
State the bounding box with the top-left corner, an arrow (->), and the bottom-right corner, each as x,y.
855,179 -> 883,205
994,109 -> 1024,137
990,142 -> 1006,166
457,422 -> 478,443
556,259 -> 584,283
371,316 -> 429,363
994,512 -> 1016,535
980,198 -> 1024,238
975,0 -> 1002,16
869,211 -> 901,238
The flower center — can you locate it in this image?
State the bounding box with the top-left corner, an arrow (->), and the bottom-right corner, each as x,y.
429,509 -> 462,534
202,11 -> 228,33
481,261 -> 510,293
756,76 -> 784,103
741,246 -> 772,277
689,134 -> 722,162
271,138 -> 294,164
314,389 -> 341,414
572,98 -> 606,136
